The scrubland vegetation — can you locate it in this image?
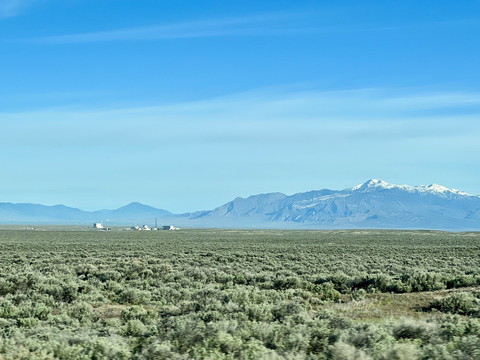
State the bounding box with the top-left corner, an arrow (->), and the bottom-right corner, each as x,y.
1,228 -> 480,359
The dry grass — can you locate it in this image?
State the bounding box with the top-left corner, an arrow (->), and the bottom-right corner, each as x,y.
94,304 -> 127,319
324,286 -> 480,321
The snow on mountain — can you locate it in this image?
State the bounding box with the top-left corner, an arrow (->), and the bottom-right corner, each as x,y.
351,179 -> 397,191
351,179 -> 472,197
1,180 -> 479,229
191,179 -> 480,230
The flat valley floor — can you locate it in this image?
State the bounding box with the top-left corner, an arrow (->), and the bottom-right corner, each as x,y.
1,228 -> 480,359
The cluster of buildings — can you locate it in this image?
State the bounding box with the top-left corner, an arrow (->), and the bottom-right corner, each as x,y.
130,225 -> 178,231
93,223 -> 180,230
93,223 -> 179,231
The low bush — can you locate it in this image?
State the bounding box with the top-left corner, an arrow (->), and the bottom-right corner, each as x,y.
428,293 -> 480,316
1,229 -> 480,358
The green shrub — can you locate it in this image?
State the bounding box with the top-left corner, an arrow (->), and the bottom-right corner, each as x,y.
428,293 -> 479,316
120,305 -> 156,324
351,289 -> 367,301
82,337 -> 131,360
327,341 -> 371,360
18,301 -> 51,320
136,341 -> 186,360
0,279 -> 15,296
116,288 -> 152,305
272,302 -> 303,321
392,320 -> 435,342
122,319 -> 147,337
0,300 -> 18,319
69,302 -> 97,324
1,228 -> 480,359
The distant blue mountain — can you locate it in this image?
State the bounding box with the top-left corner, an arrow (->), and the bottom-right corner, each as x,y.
0,202 -> 171,224
183,179 -> 480,230
107,202 -> 171,219
0,203 -> 88,221
1,180 -> 480,230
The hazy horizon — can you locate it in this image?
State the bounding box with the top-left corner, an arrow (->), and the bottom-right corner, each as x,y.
2,178 -> 479,213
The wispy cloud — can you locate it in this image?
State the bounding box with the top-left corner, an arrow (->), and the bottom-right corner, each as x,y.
2,87 -> 480,209
2,87 -> 480,147
0,0 -> 38,18
18,9 -> 477,44
35,12 -> 315,44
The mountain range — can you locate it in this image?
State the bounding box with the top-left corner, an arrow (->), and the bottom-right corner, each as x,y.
1,179 -> 479,230
0,202 -> 171,225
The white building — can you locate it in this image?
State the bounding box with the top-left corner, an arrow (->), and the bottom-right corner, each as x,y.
93,223 -> 103,229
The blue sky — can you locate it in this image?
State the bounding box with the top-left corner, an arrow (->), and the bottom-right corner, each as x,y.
1,0 -> 480,212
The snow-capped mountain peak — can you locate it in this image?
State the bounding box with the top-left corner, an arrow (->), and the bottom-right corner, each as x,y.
416,184 -> 472,197
352,179 -> 399,192
417,183 -> 449,193
352,179 -> 378,190
351,180 -> 473,198
191,179 -> 480,229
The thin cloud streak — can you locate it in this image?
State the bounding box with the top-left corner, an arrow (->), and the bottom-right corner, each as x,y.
34,12 -> 316,44
21,11 -> 479,44
0,0 -> 38,18
2,88 -> 480,211
1,87 -> 479,147
350,17 -> 480,33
